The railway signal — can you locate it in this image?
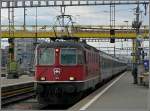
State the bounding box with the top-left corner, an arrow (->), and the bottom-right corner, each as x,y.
8,38 -> 14,59
7,38 -> 18,79
110,29 -> 115,43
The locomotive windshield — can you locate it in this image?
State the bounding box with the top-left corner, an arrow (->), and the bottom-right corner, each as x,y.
38,48 -> 54,65
61,49 -> 76,65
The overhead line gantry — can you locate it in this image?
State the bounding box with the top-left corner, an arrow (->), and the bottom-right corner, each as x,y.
1,0 -> 149,39
1,0 -> 149,8
1,25 -> 149,39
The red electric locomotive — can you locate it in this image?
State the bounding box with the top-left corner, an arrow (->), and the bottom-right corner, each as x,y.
35,40 -> 126,105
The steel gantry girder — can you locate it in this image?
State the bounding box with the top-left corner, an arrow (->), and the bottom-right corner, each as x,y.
1,0 -> 149,8
1,25 -> 149,39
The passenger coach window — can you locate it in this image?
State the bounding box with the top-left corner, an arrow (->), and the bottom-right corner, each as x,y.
38,48 -> 54,65
61,49 -> 76,65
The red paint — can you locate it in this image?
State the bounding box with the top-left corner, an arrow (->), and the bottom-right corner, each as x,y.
36,65 -> 85,81
35,48 -> 100,82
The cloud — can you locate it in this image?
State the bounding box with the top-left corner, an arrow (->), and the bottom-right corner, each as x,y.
1,5 -> 148,25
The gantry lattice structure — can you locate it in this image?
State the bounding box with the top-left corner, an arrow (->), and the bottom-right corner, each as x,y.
1,0 -> 149,8
1,25 -> 149,39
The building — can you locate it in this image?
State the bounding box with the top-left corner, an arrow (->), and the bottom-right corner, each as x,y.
14,38 -> 36,74
14,38 -> 47,74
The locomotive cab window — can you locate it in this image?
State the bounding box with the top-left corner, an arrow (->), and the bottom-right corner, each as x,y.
38,48 -> 54,65
61,49 -> 77,65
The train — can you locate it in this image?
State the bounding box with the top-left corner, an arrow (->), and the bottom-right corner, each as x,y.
35,40 -> 127,105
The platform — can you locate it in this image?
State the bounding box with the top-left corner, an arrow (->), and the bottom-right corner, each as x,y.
1,75 -> 34,87
69,71 -> 149,111
83,72 -> 148,111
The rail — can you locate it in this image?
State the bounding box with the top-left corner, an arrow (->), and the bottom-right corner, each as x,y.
1,82 -> 35,106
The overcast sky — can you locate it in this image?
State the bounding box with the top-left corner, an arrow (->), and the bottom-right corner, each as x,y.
1,5 -> 149,25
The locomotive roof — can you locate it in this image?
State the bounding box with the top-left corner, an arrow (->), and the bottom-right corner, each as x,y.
38,41 -> 84,48
37,41 -> 99,52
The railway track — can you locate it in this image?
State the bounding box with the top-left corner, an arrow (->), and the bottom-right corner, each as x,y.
1,82 -> 35,106
1,82 -> 71,110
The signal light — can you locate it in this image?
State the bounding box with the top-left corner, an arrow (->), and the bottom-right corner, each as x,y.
110,29 -> 115,35
110,29 -> 115,43
9,47 -> 14,53
110,38 -> 115,43
55,48 -> 59,52
9,43 -> 14,53
8,38 -> 14,43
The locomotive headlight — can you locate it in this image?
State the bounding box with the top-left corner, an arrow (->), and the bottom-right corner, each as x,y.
40,77 -> 46,81
69,76 -> 75,81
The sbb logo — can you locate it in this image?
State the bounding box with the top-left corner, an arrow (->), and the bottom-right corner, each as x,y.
53,68 -> 61,76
